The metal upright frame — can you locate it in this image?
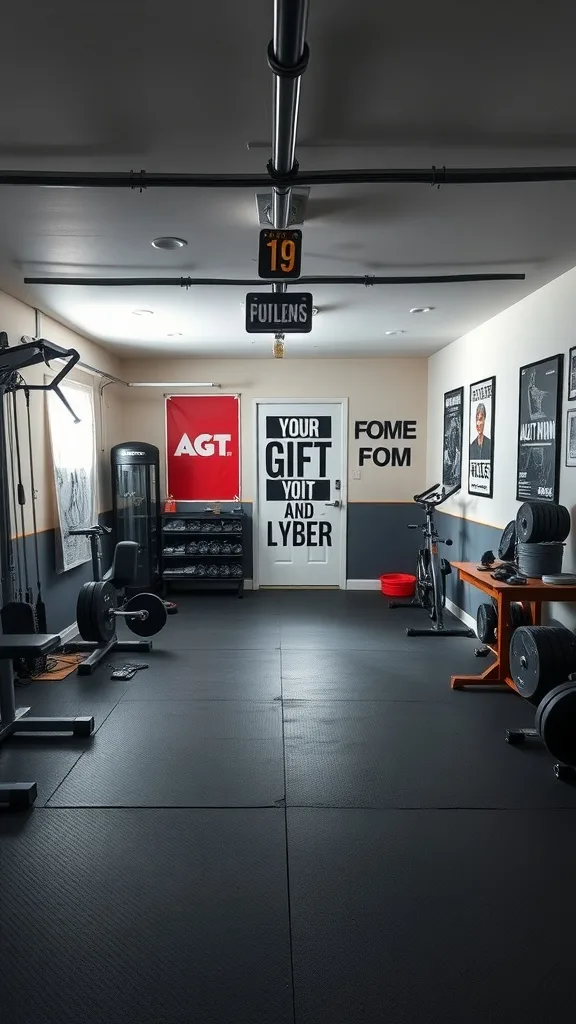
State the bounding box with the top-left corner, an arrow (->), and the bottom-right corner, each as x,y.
0,339 -> 94,810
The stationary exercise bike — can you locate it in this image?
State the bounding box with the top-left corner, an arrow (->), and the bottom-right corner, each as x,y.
390,483 -> 475,638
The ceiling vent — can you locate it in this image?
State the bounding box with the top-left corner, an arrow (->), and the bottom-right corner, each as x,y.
255,187 -> 310,226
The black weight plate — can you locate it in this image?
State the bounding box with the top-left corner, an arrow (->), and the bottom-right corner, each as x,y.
535,681 -> 576,736
509,602 -> 524,629
510,626 -> 576,704
551,504 -> 571,542
122,592 -> 167,637
90,581 -> 117,644
510,627 -> 541,700
538,682 -> 576,766
498,521 -> 516,562
77,582 -> 97,642
516,501 -> 547,543
546,626 -> 576,679
476,603 -> 497,644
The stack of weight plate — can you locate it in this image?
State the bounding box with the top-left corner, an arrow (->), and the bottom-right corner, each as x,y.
515,501 -> 571,577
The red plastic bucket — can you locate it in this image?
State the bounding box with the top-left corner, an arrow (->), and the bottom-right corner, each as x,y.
379,573 -> 416,598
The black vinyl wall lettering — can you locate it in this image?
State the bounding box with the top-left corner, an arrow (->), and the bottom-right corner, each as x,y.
355,419 -> 417,468
265,415 -> 333,549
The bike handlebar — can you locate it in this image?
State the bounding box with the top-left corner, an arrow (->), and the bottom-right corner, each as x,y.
413,483 -> 460,507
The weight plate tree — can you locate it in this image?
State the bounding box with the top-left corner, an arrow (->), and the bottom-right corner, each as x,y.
516,501 -> 570,543
509,625 -> 576,704
535,682 -> 576,767
498,521 -> 517,562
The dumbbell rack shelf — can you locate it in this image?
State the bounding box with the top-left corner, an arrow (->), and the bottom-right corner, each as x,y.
450,561 -> 576,691
161,510 -> 245,597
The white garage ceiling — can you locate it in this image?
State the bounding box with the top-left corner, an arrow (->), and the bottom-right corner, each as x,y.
1,0 -> 576,357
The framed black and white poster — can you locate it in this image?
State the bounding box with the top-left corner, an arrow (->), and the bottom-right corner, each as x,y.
568,346 -> 576,401
442,386 -> 464,491
468,377 -> 495,498
566,409 -> 576,467
516,354 -> 563,502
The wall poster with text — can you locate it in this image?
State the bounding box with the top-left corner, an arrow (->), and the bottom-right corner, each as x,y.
468,377 -> 495,498
166,394 -> 241,500
516,354 -> 563,502
442,386 -> 464,491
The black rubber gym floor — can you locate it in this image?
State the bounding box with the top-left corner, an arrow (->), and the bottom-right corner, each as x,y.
2,591 -> 576,1023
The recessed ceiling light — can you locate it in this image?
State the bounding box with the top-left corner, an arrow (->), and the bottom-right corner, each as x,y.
132,309 -> 154,316
151,237 -> 188,250
385,329 -> 406,336
167,332 -> 183,337
409,306 -> 434,314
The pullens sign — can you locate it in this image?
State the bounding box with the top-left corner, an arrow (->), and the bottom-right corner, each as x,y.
245,292 -> 313,333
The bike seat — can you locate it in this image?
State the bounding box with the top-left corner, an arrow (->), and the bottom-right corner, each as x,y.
69,525 -> 112,536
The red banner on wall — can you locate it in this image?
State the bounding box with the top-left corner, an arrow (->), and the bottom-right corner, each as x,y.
166,395 -> 240,500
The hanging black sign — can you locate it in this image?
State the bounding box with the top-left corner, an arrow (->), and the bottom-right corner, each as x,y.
516,354 -> 563,502
442,387 -> 464,490
245,292 -> 313,333
258,229 -> 302,280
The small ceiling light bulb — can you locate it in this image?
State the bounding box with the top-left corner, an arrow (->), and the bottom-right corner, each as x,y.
409,306 -> 434,314
151,237 -> 188,250
132,309 -> 154,316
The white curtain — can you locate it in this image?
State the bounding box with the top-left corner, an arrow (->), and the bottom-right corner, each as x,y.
47,380 -> 97,572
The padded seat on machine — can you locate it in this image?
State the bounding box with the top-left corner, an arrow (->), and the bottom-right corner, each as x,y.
0,634 -> 61,659
103,540 -> 138,589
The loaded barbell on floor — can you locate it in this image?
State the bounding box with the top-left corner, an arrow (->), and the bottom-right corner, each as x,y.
76,581 -> 167,645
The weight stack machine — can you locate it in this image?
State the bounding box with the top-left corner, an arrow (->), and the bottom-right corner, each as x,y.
111,442 -> 160,591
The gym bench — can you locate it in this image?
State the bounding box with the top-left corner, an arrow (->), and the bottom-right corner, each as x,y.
0,634 -> 94,810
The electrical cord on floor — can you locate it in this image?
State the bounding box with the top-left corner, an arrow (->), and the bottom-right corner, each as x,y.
15,653 -> 84,684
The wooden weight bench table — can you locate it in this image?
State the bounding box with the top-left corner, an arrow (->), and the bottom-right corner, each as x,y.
450,561 -> 576,692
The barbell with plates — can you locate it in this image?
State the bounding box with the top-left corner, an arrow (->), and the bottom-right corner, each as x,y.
515,501 -> 570,544
535,681 -> 576,769
77,581 -> 167,644
476,600 -> 531,645
509,625 -> 576,705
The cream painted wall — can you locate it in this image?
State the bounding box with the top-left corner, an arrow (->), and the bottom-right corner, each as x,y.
0,289 -> 124,531
118,357 -> 428,503
427,265 -> 576,617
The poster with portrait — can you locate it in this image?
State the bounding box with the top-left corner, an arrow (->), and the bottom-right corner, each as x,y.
516,354 -> 563,502
468,377 -> 495,498
442,386 -> 464,491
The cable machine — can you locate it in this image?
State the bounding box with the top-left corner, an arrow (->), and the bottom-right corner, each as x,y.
0,336 -> 94,810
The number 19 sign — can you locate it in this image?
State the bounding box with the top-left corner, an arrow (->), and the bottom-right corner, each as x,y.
258,229 -> 302,280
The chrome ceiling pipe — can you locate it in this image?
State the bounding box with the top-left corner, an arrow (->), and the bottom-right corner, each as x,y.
2,166 -> 576,188
23,273 -> 526,286
268,0 -> 310,231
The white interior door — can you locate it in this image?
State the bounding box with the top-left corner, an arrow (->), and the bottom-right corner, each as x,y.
257,403 -> 345,586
